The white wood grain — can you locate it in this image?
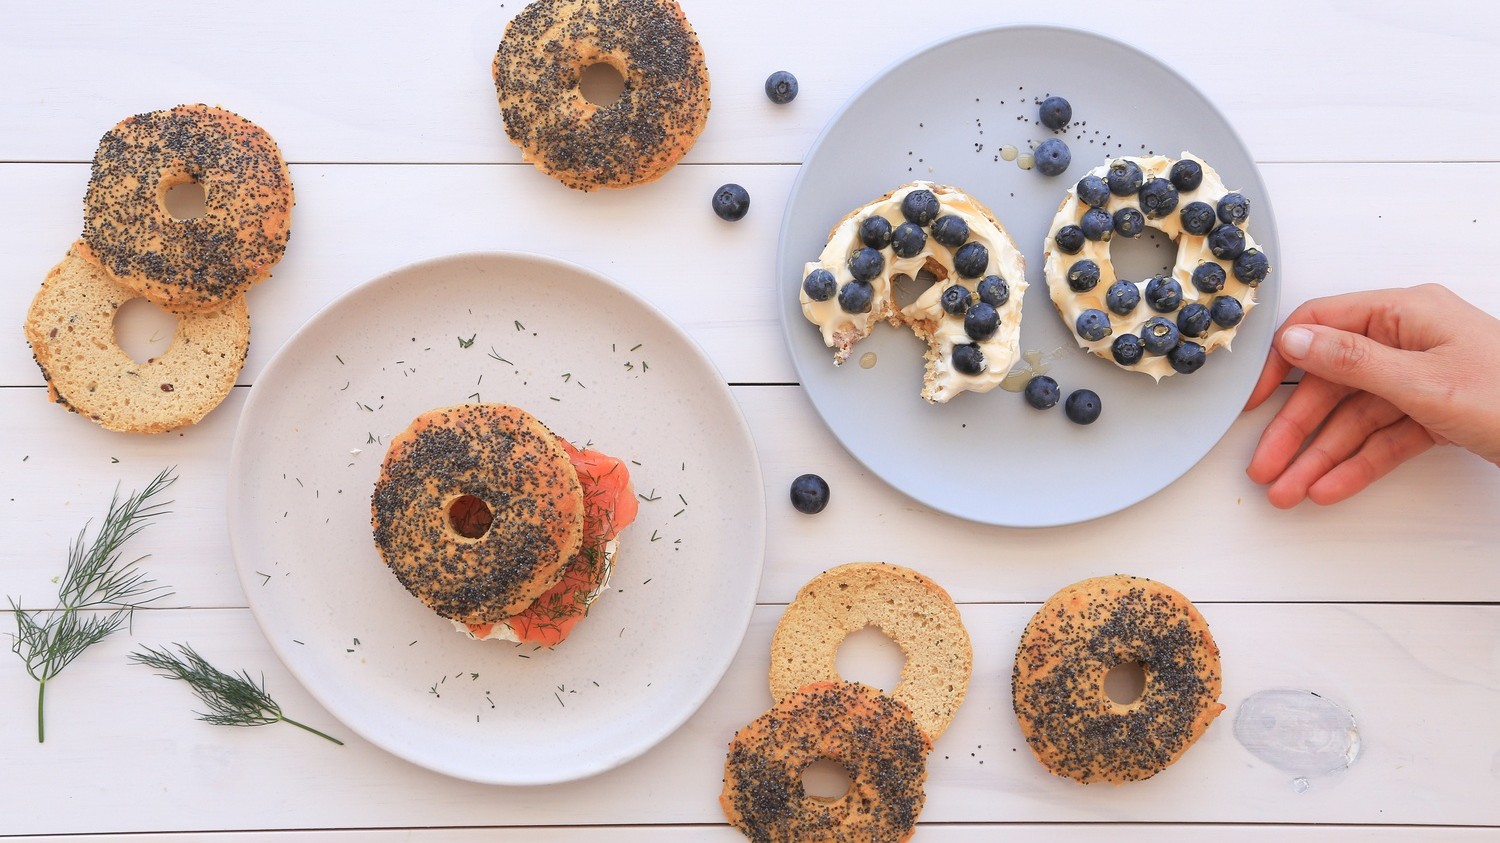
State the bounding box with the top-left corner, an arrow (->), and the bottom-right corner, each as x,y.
3,385 -> 1497,611
4,161 -> 1500,389
1,602 -> 1497,834
2,1 -> 1498,165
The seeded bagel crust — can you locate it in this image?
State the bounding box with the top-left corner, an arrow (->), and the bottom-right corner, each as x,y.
492,0 -> 711,190
769,562 -> 972,741
371,404 -> 586,623
1012,574 -> 1225,784
23,241 -> 249,434
721,682 -> 930,843
81,104 -> 293,314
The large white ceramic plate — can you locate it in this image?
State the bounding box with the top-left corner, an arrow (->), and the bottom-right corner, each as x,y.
228,252 -> 764,784
778,25 -> 1280,527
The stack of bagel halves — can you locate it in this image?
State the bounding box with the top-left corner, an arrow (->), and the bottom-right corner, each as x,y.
23,104 -> 293,434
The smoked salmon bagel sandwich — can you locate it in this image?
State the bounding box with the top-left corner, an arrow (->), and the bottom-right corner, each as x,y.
371,403 -> 638,647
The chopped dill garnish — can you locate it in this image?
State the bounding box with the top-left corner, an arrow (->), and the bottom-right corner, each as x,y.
487,346 -> 512,364
514,320 -> 525,331
638,489 -> 660,502
458,333 -> 476,349
630,343 -> 642,351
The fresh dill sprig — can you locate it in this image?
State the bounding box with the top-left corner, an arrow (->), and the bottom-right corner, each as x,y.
130,643 -> 343,745
8,468 -> 177,743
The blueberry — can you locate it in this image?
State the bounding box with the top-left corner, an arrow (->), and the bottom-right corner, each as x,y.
1169,159 -> 1203,191
1076,175 -> 1110,209
1191,262 -> 1228,294
1076,308 -> 1113,342
711,183 -> 750,221
802,268 -> 836,301
1179,201 -> 1216,236
1217,192 -> 1250,224
1177,302 -> 1212,338
940,284 -> 973,316
952,343 -> 985,375
1054,224 -> 1086,254
1145,274 -> 1183,312
1067,259 -> 1101,293
953,242 -> 988,278
901,189 -> 939,225
1233,248 -> 1270,286
1111,333 -> 1144,366
1168,341 -> 1207,374
1113,207 -> 1146,238
890,222 -> 927,258
1105,279 -> 1140,315
765,70 -> 799,104
838,279 -> 874,314
1138,178 -> 1179,219
977,275 -> 1010,307
1034,138 -> 1071,176
1208,224 -> 1246,260
1210,295 -> 1244,328
1080,207 -> 1114,241
1064,389 -> 1102,425
859,215 -> 892,249
789,473 -> 829,514
1039,95 -> 1072,130
1140,315 -> 1180,354
1107,159 -> 1144,195
931,215 -> 969,248
848,246 -> 884,282
964,302 -> 999,341
1024,375 -> 1060,409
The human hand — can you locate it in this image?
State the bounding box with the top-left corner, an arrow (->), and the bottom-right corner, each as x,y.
1245,284 -> 1500,508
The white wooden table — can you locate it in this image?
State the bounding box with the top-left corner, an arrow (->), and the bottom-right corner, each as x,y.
4,1 -> 1500,839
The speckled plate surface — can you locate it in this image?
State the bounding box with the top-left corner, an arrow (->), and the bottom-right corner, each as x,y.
229,252 -> 764,784
778,25 -> 1280,527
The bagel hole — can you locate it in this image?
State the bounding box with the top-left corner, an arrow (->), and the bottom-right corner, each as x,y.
835,625 -> 905,693
113,297 -> 179,364
1107,226 -> 1174,284
801,758 -> 853,802
1104,661 -> 1147,705
164,180 -> 208,220
448,494 -> 494,539
891,267 -> 940,309
580,62 -> 626,107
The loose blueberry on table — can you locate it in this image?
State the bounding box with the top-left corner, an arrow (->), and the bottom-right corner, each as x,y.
765,70 -> 799,104
1034,138 -> 1071,176
1039,95 -> 1072,130
712,183 -> 750,221
789,473 -> 830,514
1024,375 -> 1061,410
1064,389 -> 1103,425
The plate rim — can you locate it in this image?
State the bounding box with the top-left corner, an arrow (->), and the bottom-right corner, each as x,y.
775,22 -> 1281,528
227,249 -> 766,784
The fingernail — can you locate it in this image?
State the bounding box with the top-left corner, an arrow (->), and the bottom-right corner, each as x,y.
1281,326 -> 1313,360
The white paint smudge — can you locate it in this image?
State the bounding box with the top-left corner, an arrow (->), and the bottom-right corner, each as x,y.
1234,689 -> 1360,782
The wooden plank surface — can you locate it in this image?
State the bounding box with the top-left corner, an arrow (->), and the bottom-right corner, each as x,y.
2,603 -> 1498,834
2,1 -> 1498,165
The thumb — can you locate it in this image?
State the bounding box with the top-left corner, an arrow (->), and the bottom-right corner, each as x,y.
1277,324 -> 1421,400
